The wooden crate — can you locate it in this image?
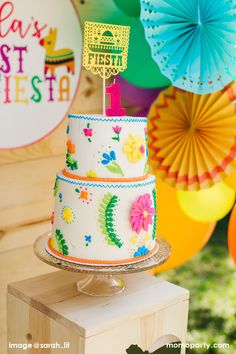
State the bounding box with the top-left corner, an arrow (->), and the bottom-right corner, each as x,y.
7,271 -> 189,354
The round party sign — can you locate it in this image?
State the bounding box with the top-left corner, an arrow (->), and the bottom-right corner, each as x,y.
0,0 -> 82,149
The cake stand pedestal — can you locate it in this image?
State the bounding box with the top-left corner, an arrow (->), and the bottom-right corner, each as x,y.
34,233 -> 171,297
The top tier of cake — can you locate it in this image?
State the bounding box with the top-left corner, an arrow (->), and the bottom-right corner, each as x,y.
65,114 -> 148,179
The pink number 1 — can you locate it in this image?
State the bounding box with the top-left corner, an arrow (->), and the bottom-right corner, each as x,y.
106,83 -> 126,117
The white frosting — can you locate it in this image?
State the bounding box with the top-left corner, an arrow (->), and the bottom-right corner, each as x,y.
65,114 -> 148,178
51,173 -> 157,264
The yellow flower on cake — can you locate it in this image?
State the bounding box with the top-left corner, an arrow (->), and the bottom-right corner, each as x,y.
130,235 -> 138,244
123,134 -> 145,163
62,207 -> 75,223
86,170 -> 98,178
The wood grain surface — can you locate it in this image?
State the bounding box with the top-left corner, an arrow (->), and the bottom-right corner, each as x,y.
7,272 -> 189,354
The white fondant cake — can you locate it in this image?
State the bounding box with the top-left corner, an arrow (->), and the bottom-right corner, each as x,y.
65,114 -> 149,178
48,173 -> 157,265
48,114 -> 158,265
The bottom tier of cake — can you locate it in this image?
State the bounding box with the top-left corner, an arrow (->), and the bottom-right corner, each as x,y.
49,172 -> 158,265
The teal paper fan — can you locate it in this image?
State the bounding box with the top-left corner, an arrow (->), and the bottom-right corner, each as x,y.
140,0 -> 236,94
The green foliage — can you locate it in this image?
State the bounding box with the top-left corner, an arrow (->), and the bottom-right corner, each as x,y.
152,188 -> 157,240
55,229 -> 69,255
66,152 -> 78,171
127,343 -> 181,354
159,216 -> 236,354
53,178 -> 59,197
98,193 -> 123,248
105,161 -> 124,176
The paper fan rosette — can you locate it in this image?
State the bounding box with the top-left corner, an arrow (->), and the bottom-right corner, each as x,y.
148,83 -> 236,191
140,0 -> 236,94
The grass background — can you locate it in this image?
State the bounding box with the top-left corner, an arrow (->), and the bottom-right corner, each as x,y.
160,215 -> 236,354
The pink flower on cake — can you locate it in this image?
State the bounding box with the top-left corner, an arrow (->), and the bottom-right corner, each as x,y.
83,123 -> 93,142
130,194 -> 155,234
83,123 -> 93,143
112,126 -> 122,142
83,128 -> 93,137
112,126 -> 122,134
139,145 -> 145,154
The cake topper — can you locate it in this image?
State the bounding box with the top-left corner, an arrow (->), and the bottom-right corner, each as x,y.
83,21 -> 130,115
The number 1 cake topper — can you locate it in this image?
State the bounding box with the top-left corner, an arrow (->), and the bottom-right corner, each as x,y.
83,21 -> 130,115
83,21 -> 130,79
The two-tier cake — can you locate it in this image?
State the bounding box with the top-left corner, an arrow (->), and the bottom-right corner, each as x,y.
47,114 -> 158,265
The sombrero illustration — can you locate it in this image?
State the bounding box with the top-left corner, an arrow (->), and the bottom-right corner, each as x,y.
89,30 -> 123,54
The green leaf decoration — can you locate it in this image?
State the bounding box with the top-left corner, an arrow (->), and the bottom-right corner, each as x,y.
112,136 -> 120,142
144,161 -> 150,174
55,229 -> 69,255
75,188 -> 80,194
106,161 -> 124,176
98,193 -> 123,248
66,152 -> 78,171
152,188 -> 157,240
53,178 -> 59,197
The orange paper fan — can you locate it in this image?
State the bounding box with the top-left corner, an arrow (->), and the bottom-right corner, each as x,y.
148,83 -> 236,191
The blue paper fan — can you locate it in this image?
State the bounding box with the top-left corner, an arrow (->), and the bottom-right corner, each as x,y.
140,0 -> 236,94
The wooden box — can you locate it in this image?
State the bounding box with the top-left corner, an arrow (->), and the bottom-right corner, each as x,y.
7,271 -> 189,354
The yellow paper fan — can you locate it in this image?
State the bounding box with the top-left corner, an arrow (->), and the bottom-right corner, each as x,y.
148,83 -> 236,190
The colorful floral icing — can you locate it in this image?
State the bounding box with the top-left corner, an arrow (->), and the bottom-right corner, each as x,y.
75,187 -> 93,204
83,123 -> 93,142
86,170 -> 98,178
130,193 -> 155,234
101,150 -> 124,176
85,235 -> 92,247
133,245 -> 150,257
112,126 -> 122,142
152,189 -> 157,240
98,193 -> 123,248
144,128 -> 148,158
123,134 -> 145,163
62,206 -> 75,224
101,150 -> 116,165
54,177 -> 59,197
130,235 -> 138,244
66,152 -> 78,171
67,139 -> 76,154
54,229 -> 69,255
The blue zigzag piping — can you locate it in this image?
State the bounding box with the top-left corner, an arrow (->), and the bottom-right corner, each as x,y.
68,114 -> 147,123
57,174 -> 155,188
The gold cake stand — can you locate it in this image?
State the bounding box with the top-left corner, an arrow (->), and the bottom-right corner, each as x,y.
34,233 -> 171,297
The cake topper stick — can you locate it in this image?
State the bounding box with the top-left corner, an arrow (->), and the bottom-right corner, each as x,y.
83,21 -> 130,116
103,68 -> 106,115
